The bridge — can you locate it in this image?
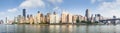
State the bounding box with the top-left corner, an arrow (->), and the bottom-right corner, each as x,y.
99,18 -> 120,24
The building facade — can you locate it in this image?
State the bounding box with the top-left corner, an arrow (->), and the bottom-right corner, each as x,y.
61,12 -> 68,23
50,12 -> 60,24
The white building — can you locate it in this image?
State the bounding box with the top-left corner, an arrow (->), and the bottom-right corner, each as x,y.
50,12 -> 60,24
36,11 -> 41,23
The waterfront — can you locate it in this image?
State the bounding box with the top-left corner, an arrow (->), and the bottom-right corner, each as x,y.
0,24 -> 120,33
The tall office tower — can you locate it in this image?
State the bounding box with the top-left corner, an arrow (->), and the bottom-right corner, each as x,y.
67,14 -> 73,23
29,14 -> 34,24
50,11 -> 59,24
61,11 -> 68,23
85,9 -> 90,21
36,11 -> 41,23
22,9 -> 26,23
23,9 -> 26,18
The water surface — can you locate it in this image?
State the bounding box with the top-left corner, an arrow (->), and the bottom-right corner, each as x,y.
0,24 -> 120,33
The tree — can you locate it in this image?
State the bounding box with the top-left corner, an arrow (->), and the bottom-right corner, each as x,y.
76,18 -> 80,23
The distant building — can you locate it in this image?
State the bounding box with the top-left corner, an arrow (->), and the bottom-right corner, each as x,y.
14,17 -> 18,23
113,16 -> 116,19
26,14 -> 30,23
72,15 -> 83,23
50,12 -> 60,24
29,14 -> 34,24
72,15 -> 78,23
0,20 -> 4,24
17,15 -> 21,23
34,15 -> 37,24
85,9 -> 90,21
67,14 -> 73,23
90,14 -> 94,22
23,9 -> 26,18
5,17 -> 8,24
83,16 -> 87,21
22,9 -> 26,23
78,15 -> 84,22
61,11 -> 68,23
17,15 -> 24,23
40,13 -> 45,23
46,13 -> 51,23
42,16 -> 46,23
36,11 -> 41,23
94,14 -> 103,22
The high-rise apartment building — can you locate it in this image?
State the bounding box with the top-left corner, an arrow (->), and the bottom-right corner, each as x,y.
36,11 -> 41,23
61,11 -> 68,23
67,14 -> 73,23
50,12 -> 59,24
29,14 -> 34,24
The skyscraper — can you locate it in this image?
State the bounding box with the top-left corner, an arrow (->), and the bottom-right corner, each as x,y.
23,9 -> 26,18
85,9 -> 90,21
22,9 -> 26,23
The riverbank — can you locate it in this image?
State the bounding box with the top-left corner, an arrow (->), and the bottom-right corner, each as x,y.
10,23 -> 107,25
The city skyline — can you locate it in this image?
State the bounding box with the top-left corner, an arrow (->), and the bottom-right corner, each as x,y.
0,0 -> 120,20
1,0 -> 120,33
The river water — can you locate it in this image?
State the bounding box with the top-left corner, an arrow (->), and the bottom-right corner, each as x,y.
0,24 -> 120,33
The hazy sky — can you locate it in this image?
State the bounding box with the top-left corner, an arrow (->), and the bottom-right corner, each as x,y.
0,0 -> 119,20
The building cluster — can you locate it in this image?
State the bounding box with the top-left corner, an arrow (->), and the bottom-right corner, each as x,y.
5,9 -> 105,24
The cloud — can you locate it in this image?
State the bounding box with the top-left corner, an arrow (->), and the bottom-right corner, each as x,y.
0,12 -> 5,15
91,0 -> 96,4
96,0 -> 120,17
91,0 -> 104,4
48,0 -> 63,4
7,8 -> 18,12
53,6 -> 59,11
19,0 -> 45,8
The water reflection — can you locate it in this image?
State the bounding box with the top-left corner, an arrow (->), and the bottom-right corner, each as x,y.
0,24 -> 120,33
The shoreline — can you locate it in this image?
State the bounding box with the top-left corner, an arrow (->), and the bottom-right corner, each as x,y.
10,23 -> 107,25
